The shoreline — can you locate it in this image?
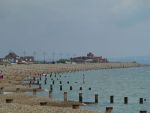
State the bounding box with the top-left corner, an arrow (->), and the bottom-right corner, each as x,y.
0,62 -> 146,113
0,62 -> 145,87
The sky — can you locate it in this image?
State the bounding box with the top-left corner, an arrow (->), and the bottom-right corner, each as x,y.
0,0 -> 150,60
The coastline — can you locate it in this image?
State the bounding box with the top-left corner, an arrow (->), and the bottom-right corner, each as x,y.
0,62 -> 145,113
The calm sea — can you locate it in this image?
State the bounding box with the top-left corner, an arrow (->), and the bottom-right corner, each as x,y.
34,66 -> 150,113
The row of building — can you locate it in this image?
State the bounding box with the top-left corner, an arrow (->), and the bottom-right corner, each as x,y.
0,52 -> 108,64
70,52 -> 108,63
0,52 -> 34,64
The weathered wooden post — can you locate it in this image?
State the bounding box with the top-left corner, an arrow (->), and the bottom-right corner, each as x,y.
110,96 -> 114,104
124,97 -> 128,104
95,94 -> 98,103
106,107 -> 113,113
53,80 -> 55,85
70,86 -> 72,90
60,85 -> 62,91
79,93 -> 83,103
139,98 -> 143,104
50,84 -> 53,91
37,79 -> 39,85
64,92 -> 67,102
44,79 -> 47,85
140,111 -> 147,113
79,87 -> 82,90
40,102 -> 48,106
72,104 -> 80,109
6,99 -> 13,103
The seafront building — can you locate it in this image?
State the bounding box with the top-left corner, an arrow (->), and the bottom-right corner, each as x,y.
71,52 -> 108,63
0,52 -> 108,64
0,52 -> 34,64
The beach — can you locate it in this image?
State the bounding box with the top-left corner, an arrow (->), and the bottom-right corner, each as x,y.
0,62 -> 144,113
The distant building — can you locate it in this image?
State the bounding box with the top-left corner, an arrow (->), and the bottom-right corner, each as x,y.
18,56 -> 34,64
4,52 -> 19,63
71,52 -> 108,63
1,52 -> 34,64
87,52 -> 94,58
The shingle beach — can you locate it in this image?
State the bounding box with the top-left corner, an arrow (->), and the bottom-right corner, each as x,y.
0,63 -> 144,113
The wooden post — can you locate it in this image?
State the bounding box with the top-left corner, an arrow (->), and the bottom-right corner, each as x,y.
140,111 -> 147,113
64,92 -> 67,102
79,93 -> 83,103
79,87 -> 82,90
95,94 -> 98,103
110,96 -> 114,104
37,79 -> 39,85
106,107 -> 113,113
50,84 -> 53,91
44,79 -> 47,85
70,86 -> 72,90
72,104 -> 80,109
124,97 -> 128,104
40,102 -> 48,106
53,80 -> 55,85
60,85 -> 62,91
6,99 -> 13,103
139,98 -> 143,104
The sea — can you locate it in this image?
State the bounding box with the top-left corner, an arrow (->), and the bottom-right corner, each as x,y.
30,66 -> 150,113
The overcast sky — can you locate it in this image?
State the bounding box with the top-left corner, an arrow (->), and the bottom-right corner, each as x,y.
0,0 -> 150,59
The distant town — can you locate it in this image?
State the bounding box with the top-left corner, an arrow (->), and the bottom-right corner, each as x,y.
0,52 -> 108,65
